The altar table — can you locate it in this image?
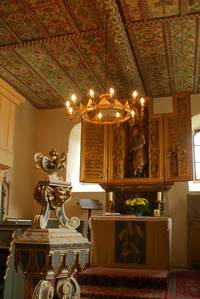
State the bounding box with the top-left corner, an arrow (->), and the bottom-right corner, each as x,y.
89,215 -> 172,270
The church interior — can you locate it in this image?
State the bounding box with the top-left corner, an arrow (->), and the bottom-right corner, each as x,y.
0,1 -> 200,298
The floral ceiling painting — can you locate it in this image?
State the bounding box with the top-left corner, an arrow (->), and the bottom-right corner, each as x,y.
0,0 -> 200,108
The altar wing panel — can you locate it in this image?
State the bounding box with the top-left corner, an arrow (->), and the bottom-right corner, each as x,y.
164,93 -> 192,182
80,121 -> 108,183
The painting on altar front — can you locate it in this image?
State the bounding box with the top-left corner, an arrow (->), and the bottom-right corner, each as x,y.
115,221 -> 146,264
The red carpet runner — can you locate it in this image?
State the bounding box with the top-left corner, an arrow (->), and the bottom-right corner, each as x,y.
77,267 -> 200,299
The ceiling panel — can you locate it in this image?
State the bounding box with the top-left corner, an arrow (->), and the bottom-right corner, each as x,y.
170,17 -> 196,92
0,48 -> 62,106
0,0 -> 199,108
46,37 -> 102,97
0,1 -> 45,41
28,0 -> 76,35
147,0 -> 180,19
128,21 -> 170,96
65,0 -> 102,31
15,44 -> 75,101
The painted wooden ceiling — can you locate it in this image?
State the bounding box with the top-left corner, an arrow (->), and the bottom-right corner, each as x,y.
0,0 -> 199,108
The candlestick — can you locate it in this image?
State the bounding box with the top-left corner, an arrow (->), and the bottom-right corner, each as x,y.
157,192 -> 162,202
108,192 -> 113,202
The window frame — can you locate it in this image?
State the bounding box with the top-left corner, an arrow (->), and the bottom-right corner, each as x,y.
192,129 -> 200,182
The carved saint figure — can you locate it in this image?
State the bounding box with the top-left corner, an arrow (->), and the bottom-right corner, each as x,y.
170,151 -> 178,177
129,124 -> 147,177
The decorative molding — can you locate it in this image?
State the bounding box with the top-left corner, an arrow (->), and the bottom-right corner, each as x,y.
0,29 -> 104,52
127,12 -> 200,28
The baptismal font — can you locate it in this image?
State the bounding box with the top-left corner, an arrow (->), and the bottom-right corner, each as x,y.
15,149 -> 90,299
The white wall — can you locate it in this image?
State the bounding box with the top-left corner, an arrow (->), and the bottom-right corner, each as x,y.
9,100 -> 36,219
8,103 -> 106,221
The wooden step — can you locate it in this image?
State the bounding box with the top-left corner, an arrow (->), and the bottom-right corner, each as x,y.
80,285 -> 168,299
78,267 -> 169,290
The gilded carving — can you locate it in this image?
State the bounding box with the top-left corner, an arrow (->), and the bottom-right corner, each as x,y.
34,149 -> 66,180
165,94 -> 192,180
112,124 -> 124,179
56,277 -> 80,299
32,280 -> 54,299
0,163 -> 10,170
33,149 -> 80,230
169,150 -> 179,177
149,119 -> 160,178
81,93 -> 191,183
128,123 -> 148,178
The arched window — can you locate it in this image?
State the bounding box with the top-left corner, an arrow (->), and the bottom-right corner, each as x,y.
188,114 -> 200,191
193,130 -> 200,180
67,122 -> 103,192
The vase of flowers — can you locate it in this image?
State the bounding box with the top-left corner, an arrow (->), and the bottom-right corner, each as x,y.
125,197 -> 149,216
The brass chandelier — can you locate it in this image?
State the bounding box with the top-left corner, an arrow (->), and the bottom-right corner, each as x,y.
65,12 -> 146,125
65,89 -> 146,125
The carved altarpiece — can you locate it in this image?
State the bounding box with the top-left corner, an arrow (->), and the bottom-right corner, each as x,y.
80,93 -> 192,213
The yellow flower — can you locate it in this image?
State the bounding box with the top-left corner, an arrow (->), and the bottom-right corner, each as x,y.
125,197 -> 149,207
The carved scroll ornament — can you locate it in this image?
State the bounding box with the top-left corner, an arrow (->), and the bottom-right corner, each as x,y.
33,149 -> 80,230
